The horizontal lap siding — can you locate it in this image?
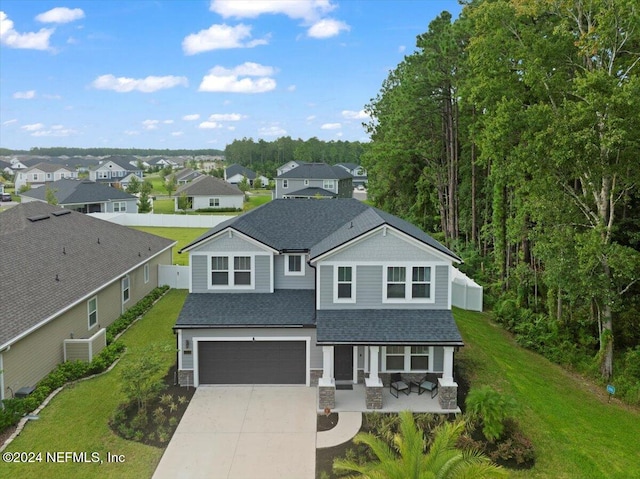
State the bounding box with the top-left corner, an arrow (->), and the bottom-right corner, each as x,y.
274,255 -> 314,289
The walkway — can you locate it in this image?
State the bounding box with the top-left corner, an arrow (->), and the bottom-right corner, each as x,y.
316,412 -> 363,448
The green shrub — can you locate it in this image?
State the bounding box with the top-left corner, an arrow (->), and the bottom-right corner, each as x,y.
465,386 -> 520,442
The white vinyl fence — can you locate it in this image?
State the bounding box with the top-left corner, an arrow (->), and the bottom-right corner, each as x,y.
88,212 -> 233,228
159,265 -> 190,289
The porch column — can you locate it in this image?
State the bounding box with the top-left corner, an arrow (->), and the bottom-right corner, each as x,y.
318,346 -> 335,410
442,346 -> 454,382
438,346 -> 458,410
365,346 -> 383,409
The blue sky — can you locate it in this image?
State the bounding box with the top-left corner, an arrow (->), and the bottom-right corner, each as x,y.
0,1 -> 462,151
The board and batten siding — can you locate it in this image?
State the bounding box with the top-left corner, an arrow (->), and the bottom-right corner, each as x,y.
178,327 -> 322,370
318,264 -> 449,310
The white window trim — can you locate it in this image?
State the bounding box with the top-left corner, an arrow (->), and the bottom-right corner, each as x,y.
283,179 -> 288,188
208,254 -> 256,290
88,296 -> 98,330
209,197 -> 220,207
304,179 -> 309,186
144,263 -> 150,284
382,263 -> 435,304
323,179 -> 335,190
122,275 -> 130,304
333,265 -> 356,303
381,346 -> 433,372
113,201 -> 126,212
284,254 -> 305,276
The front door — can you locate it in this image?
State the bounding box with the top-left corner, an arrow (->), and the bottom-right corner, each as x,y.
334,345 -> 353,381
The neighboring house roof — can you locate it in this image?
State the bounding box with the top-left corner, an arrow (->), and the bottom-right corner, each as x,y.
0,202 -> 175,348
276,162 -> 353,180
316,310 -> 464,345
225,164 -> 257,180
24,162 -> 73,173
282,187 -> 337,198
175,290 -> 316,328
175,175 -> 243,196
181,198 -> 461,262
174,168 -> 200,182
92,156 -> 141,171
20,179 -> 136,204
335,162 -> 360,171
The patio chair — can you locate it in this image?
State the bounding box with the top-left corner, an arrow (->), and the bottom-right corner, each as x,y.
390,373 -> 410,398
411,375 -> 438,398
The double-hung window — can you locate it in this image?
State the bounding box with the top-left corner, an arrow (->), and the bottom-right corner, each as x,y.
122,275 -> 130,303
209,198 -> 220,207
335,266 -> 355,302
384,265 -> 433,302
113,202 -> 126,212
211,255 -> 253,288
384,346 -> 431,371
323,179 -> 335,190
385,346 -> 405,370
285,254 -> 304,276
144,263 -> 150,283
283,179 -> 288,188
88,297 -> 98,329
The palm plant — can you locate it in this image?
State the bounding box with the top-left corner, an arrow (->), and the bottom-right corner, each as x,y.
333,410 -> 505,479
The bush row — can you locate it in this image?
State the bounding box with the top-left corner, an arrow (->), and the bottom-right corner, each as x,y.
0,286 -> 169,433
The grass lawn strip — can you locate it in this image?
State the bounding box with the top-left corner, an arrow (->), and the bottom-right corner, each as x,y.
131,227 -> 209,266
454,308 -> 640,479
2,289 -> 188,479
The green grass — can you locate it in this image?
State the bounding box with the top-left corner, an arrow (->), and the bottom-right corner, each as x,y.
131,227 -> 208,265
2,289 -> 188,479
454,308 -> 640,478
152,198 -> 174,214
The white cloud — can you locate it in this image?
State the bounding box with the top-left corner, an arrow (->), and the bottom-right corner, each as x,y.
21,123 -> 45,131
31,127 -> 77,137
398,45 -> 406,53
13,90 -> 36,99
3,119 -> 18,125
142,119 -> 160,130
91,74 -> 188,93
171,131 -> 184,136
199,62 -> 277,94
259,125 -> 287,137
43,93 -> 62,100
163,119 -> 174,124
198,121 -> 223,129
306,115 -> 316,121
36,7 -> 85,24
321,123 -> 341,130
308,18 -> 349,38
208,113 -> 245,121
1,12 -> 54,50
287,84 -> 296,92
342,109 -> 369,120
183,114 -> 200,121
182,23 -> 267,55
210,0 -> 336,22
124,130 -> 140,136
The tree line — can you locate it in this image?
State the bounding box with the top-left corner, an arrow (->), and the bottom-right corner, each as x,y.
363,0 -> 639,390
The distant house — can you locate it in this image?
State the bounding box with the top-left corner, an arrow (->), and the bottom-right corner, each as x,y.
174,175 -> 244,211
88,157 -> 143,188
336,163 -> 367,188
276,160 -> 302,177
20,178 -> 139,214
224,164 -> 268,187
148,157 -> 178,170
274,162 -> 353,199
173,168 -> 201,185
0,202 -> 174,402
0,160 -> 14,177
14,162 -> 78,191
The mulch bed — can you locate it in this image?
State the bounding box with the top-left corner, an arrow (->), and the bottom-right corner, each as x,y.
110,365 -> 195,448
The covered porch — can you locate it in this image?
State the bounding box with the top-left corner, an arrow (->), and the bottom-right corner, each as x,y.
315,309 -> 464,413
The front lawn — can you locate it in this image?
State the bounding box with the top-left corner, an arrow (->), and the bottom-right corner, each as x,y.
1,289 -> 188,479
454,308 -> 640,478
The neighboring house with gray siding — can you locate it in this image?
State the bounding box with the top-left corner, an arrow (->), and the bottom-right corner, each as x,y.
274,162 -> 353,199
14,162 -> 78,191
175,199 -> 472,411
0,203 -> 175,402
174,175 -> 244,211
20,178 -> 139,213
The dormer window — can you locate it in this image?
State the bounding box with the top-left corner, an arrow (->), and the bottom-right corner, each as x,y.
285,254 -> 305,276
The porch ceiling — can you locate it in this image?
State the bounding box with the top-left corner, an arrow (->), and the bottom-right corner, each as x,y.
316,309 -> 464,346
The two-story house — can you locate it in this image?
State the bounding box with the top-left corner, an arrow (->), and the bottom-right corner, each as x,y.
274,162 -> 353,199
14,162 -> 78,191
174,199 -> 464,410
88,156 -> 143,188
224,164 -> 269,188
335,162 -> 367,188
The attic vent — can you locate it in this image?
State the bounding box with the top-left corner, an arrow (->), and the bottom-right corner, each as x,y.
51,210 -> 71,217
27,214 -> 50,222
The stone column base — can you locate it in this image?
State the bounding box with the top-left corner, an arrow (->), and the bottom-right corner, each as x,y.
319,385 -> 336,410
365,378 -> 383,409
437,378 -> 458,410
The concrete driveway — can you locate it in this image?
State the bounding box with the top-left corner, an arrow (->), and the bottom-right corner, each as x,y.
153,386 -> 317,479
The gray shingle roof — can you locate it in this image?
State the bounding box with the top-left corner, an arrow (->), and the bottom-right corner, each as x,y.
283,187 -> 337,198
316,310 -> 463,345
175,175 -> 243,196
0,203 -> 175,348
175,290 -> 316,328
25,162 -> 74,173
277,162 -> 353,180
225,164 -> 256,180
20,179 -> 136,204
181,198 -> 461,262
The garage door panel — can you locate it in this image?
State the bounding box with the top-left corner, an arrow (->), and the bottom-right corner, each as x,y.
198,341 -> 306,385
